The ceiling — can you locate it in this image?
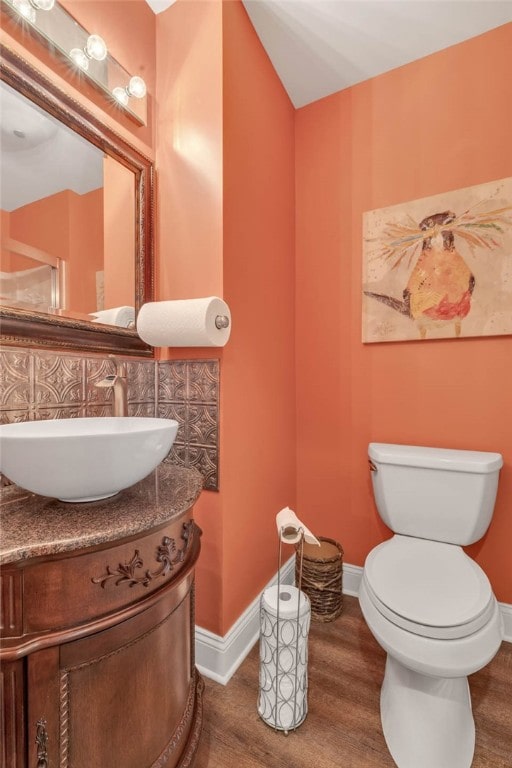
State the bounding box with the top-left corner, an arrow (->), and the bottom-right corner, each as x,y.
145,0 -> 512,108
0,82 -> 103,212
0,82 -> 103,211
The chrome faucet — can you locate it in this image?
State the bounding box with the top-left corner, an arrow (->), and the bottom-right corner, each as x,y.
95,356 -> 128,417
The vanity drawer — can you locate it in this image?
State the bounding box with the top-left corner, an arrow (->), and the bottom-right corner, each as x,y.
22,516 -> 196,634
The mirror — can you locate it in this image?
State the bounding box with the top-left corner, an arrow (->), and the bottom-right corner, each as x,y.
0,44 -> 154,356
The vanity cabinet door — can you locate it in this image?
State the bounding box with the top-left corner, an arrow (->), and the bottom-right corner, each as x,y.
26,570 -> 199,768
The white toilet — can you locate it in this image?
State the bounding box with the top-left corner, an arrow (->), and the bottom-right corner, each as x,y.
359,443 -> 504,768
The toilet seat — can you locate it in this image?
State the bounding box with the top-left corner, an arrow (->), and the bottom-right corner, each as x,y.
364,535 -> 494,640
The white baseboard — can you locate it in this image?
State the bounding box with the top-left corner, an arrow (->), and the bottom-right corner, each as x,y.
195,561 -> 512,685
195,555 -> 295,686
339,562 -> 363,597
500,602 -> 512,643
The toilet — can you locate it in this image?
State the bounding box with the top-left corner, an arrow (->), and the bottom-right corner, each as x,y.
359,443 -> 504,768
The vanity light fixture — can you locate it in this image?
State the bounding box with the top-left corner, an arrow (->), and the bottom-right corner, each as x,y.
11,0 -> 53,22
11,0 -> 35,22
69,34 -> 108,72
2,0 -> 147,125
112,76 -> 147,106
30,0 -> 54,9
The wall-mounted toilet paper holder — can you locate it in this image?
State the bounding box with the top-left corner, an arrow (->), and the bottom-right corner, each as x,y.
215,315 -> 230,329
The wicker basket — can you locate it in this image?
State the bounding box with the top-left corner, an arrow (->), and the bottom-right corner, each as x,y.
295,537 -> 344,622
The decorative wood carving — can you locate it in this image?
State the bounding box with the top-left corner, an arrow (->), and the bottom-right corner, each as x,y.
178,674 -> 205,768
59,673 -> 70,768
35,719 -> 49,768
91,522 -> 196,589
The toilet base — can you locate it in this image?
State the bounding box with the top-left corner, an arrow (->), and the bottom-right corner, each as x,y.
380,655 -> 475,768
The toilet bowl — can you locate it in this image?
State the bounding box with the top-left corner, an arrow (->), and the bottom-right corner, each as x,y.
360,443 -> 504,768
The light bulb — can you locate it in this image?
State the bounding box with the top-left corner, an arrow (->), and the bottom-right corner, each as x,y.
86,34 -> 107,61
30,0 -> 55,9
12,0 -> 36,22
127,76 -> 146,99
69,47 -> 89,71
112,87 -> 129,106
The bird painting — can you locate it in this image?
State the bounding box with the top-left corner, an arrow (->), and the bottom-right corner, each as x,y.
362,178 -> 512,342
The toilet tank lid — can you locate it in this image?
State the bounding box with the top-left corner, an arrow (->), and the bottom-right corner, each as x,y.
368,443 -> 503,473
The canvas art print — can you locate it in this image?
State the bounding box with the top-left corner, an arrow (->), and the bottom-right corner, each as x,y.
362,177 -> 512,342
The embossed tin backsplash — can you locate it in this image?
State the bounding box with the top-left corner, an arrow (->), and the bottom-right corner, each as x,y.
0,348 -> 219,490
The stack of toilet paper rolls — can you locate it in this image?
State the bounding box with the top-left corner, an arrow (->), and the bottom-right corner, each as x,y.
258,584 -> 311,732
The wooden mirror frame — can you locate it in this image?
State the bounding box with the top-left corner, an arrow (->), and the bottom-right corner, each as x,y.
0,44 -> 154,357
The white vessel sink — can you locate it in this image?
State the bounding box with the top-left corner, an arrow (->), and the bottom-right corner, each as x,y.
0,417 -> 179,502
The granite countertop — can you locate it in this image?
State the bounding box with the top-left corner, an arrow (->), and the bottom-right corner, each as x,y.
0,462 -> 204,566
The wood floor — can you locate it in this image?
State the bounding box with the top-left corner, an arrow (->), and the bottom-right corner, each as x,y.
194,596 -> 512,768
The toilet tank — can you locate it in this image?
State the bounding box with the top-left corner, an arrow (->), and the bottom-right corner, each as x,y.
368,443 -> 503,545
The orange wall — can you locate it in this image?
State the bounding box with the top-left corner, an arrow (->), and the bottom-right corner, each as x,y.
155,0 -> 225,634
155,0 -> 224,303
221,0 -> 296,631
295,25 -> 512,603
154,0 -> 295,634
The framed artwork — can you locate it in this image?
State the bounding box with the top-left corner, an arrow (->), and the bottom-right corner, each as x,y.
362,177 -> 512,342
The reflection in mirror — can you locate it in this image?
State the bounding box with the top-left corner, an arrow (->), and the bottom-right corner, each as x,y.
1,238 -> 62,309
0,44 -> 153,356
1,79 -> 135,323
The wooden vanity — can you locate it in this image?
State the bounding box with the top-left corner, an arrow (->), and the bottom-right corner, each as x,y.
0,463 -> 204,768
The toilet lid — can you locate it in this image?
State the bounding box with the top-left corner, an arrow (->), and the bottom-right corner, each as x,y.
364,536 -> 494,639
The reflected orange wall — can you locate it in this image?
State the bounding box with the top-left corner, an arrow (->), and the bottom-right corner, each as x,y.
68,189 -> 104,313
1,210 -> 12,269
9,190 -> 103,314
295,24 -> 512,603
103,156 -> 135,309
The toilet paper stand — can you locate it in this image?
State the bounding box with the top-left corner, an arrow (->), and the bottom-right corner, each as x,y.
279,523 -> 305,605
278,528 -> 307,734
257,529 -> 311,734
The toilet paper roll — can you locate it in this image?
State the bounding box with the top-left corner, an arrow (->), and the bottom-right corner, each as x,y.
276,507 -> 320,547
91,306 -> 135,328
261,585 -> 311,620
136,297 -> 231,347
